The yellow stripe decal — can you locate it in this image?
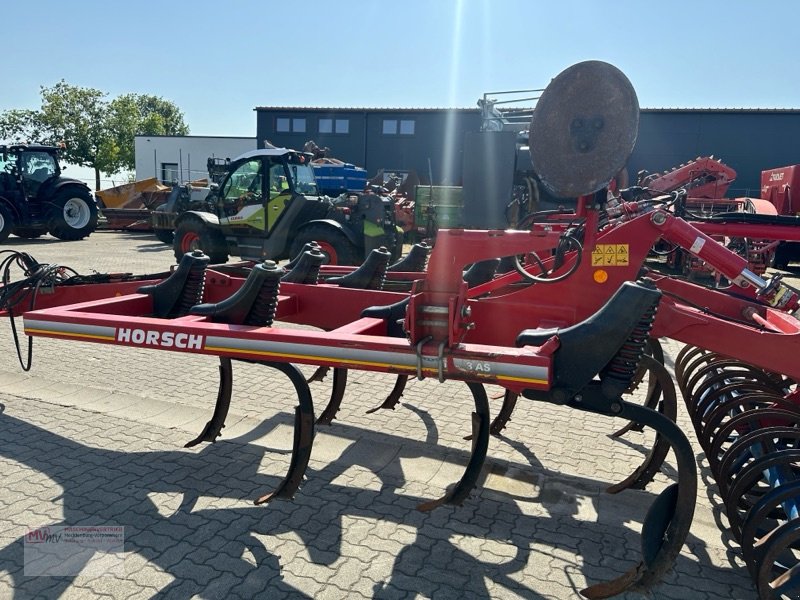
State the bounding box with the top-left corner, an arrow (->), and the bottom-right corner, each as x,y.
25,328 -> 115,342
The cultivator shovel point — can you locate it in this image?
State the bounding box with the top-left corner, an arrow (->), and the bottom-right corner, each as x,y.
675,346 -> 800,598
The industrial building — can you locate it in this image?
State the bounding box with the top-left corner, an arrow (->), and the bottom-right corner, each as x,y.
132,108 -> 800,197
255,106 -> 800,196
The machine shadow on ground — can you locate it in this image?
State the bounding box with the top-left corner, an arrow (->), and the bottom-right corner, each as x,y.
0,395 -> 748,600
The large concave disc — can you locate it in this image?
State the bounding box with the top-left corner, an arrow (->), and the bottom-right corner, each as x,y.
530,60 -> 639,198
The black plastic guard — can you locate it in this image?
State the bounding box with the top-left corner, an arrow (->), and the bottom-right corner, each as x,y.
517,280 -> 661,400
463,259 -> 500,288
361,297 -> 409,338
387,242 -> 431,273
138,250 -> 209,318
190,261 -> 283,325
326,247 -> 391,289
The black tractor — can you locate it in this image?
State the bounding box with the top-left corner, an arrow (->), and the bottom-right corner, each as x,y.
158,148 -> 402,265
0,144 -> 98,241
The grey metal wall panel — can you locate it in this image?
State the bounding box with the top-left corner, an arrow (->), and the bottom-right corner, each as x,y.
630,112 -> 800,196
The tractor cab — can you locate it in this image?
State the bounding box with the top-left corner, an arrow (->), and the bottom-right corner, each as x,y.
215,149 -> 320,232
0,145 -> 60,199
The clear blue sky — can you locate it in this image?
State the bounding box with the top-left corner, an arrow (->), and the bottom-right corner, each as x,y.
1,1 -> 798,138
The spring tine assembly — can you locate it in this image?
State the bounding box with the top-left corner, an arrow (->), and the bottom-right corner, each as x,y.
675,344 -> 800,598
610,339 -> 665,438
570,393 -> 697,598
416,382 -> 490,512
253,361 -> 316,504
315,248 -> 392,425
315,368 -> 347,426
182,260 -> 316,502
184,357 -> 233,448
606,354 -> 677,493
488,390 -> 519,436
365,374 -> 409,414
138,250 -> 209,318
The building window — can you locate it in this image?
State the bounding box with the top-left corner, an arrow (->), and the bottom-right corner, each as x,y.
382,119 -> 415,135
161,162 -> 178,183
399,119 -> 415,135
382,119 -> 397,135
319,118 -> 350,134
276,117 -> 306,133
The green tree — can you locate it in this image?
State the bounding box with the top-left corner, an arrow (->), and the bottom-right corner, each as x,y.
108,93 -> 190,175
0,81 -> 189,190
0,109 -> 46,143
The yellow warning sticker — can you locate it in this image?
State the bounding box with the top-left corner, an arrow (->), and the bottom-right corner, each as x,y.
591,244 -> 629,267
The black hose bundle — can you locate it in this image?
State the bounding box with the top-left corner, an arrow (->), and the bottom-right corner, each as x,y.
0,250 -> 84,370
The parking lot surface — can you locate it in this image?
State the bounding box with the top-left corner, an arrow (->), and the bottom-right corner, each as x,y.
0,231 -> 771,598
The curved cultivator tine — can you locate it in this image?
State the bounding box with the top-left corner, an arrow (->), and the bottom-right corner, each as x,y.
465,389 -> 519,440
254,361 -> 316,504
489,390 -> 519,437
581,399 -> 697,598
306,365 -> 329,384
365,374 -> 409,414
417,382 -> 490,512
606,355 -> 677,493
316,368 -> 348,426
610,339 -> 664,438
185,357 -> 234,448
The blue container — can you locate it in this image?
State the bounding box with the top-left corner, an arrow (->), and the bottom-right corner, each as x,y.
313,163 -> 367,196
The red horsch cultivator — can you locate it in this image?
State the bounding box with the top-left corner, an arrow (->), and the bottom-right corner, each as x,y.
4,61 -> 800,598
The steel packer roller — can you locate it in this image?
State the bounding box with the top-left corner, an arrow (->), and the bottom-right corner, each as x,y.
675,347 -> 800,599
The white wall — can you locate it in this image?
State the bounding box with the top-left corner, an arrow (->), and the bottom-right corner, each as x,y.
134,136 -> 256,183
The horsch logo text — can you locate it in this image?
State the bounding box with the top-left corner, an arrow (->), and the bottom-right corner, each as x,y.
116,328 -> 203,349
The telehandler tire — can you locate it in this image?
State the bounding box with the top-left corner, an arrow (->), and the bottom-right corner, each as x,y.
291,224 -> 358,266
174,217 -> 228,264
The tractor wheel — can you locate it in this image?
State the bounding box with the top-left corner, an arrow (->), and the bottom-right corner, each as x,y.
290,225 -> 358,265
771,243 -> 792,270
13,228 -> 46,239
173,217 -> 228,264
0,204 -> 14,242
153,228 -> 175,245
48,188 -> 98,241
